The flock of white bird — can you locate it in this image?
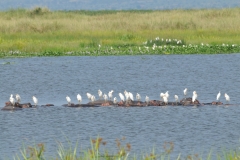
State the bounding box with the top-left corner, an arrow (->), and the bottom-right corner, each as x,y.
9,94 -> 38,108
64,88 -> 231,106
8,88 -> 231,107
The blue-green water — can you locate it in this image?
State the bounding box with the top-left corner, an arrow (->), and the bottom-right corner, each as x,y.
0,55 -> 240,159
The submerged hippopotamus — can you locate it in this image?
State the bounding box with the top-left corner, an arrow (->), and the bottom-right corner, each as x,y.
1,101 -> 33,110
1,101 -> 54,111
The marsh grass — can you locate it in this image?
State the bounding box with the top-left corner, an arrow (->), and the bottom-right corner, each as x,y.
1,7 -> 240,56
11,136 -> 240,160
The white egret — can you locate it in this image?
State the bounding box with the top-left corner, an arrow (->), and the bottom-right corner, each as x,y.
32,96 -> 38,107
163,95 -> 168,105
66,96 -> 71,106
9,94 -> 15,107
184,88 -> 187,98
108,90 -> 114,100
98,89 -> 103,99
129,92 -> 134,101
145,96 -> 149,105
174,95 -> 179,104
160,93 -> 165,100
216,91 -> 221,102
192,91 -> 197,103
86,93 -> 92,101
136,93 -> 141,102
90,95 -> 95,103
77,94 -> 82,104
124,90 -> 129,101
103,94 -> 108,102
165,91 -> 169,99
16,94 -> 21,103
119,93 -> 125,102
224,93 -> 230,104
113,97 -> 117,105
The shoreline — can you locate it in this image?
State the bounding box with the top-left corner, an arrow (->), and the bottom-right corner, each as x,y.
1,8 -> 240,57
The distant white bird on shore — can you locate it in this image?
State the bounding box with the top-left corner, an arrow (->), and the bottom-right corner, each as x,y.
16,94 -> 21,103
119,93 -> 125,102
224,93 -> 230,104
98,89 -> 103,99
32,96 -> 38,107
77,94 -> 82,104
108,90 -> 114,100
184,88 -> 187,97
175,95 -> 179,104
216,91 -> 221,102
9,94 -> 15,107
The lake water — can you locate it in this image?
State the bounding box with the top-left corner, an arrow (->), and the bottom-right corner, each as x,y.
0,55 -> 240,159
0,0 -> 240,11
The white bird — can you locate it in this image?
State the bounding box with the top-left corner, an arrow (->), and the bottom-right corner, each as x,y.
119,93 -> 125,102
113,97 -> 117,105
103,93 -> 108,102
98,89 -> 103,99
165,91 -> 169,99
15,94 -> 21,103
32,96 -> 38,107
216,91 -> 221,102
9,94 -> 15,107
108,90 -> 114,100
86,93 -> 92,101
184,88 -> 187,97
66,95 -> 71,106
192,91 -> 197,103
163,95 -> 168,105
224,93 -> 230,104
174,95 -> 179,104
136,93 -> 141,101
145,96 -> 149,105
77,94 -> 82,104
124,90 -> 129,101
160,93 -> 165,100
129,92 -> 134,101
90,95 -> 95,103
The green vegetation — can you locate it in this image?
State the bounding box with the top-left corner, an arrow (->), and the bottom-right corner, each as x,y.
1,7 -> 240,57
12,137 -> 240,160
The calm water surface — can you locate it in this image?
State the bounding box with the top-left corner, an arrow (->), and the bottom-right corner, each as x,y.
0,55 -> 240,159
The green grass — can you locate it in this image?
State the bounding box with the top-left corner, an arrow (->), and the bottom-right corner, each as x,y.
11,136 -> 240,160
1,7 -> 240,57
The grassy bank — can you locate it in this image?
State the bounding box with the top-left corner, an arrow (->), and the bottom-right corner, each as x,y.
11,137 -> 240,160
1,7 -> 240,57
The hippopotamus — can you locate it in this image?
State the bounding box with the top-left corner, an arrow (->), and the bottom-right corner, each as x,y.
1,101 -> 33,110
1,101 -> 55,111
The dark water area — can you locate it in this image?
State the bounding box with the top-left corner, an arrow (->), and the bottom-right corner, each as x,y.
1,55 -> 240,159
0,0 -> 240,11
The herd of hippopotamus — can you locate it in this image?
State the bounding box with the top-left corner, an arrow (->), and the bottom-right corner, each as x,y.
1,89 -> 231,111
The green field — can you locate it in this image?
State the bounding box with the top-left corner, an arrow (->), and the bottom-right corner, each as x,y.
0,7 -> 240,57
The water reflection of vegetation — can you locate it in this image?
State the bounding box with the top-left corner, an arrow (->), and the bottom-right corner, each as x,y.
0,7 -> 240,57
13,136 -> 240,160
